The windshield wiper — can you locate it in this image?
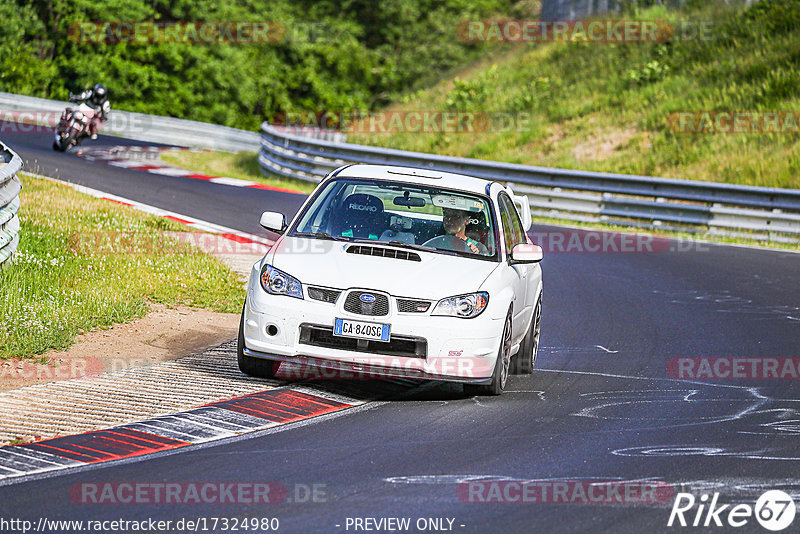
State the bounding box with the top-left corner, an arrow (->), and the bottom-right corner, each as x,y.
294,232 -> 349,242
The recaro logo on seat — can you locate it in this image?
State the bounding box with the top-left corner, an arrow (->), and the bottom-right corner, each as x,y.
349,203 -> 377,212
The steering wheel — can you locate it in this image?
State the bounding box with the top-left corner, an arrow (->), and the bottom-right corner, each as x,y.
422,235 -> 473,253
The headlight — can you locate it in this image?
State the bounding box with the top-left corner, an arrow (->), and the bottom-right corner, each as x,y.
432,292 -> 489,318
260,264 -> 303,299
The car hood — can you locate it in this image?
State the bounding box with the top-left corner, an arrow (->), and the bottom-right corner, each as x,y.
266,237 -> 499,299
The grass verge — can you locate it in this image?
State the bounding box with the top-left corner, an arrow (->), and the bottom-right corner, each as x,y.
159,149 -> 317,194
0,174 -> 245,361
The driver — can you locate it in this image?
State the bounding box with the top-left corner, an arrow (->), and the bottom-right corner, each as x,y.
442,207 -> 488,254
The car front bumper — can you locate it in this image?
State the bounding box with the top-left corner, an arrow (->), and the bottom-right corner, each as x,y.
243,281 -> 503,384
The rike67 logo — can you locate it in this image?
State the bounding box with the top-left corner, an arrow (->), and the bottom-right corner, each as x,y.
668,490 -> 796,531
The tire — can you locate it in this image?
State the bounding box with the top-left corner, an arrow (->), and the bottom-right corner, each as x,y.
60,132 -> 76,151
464,311 -> 512,396
54,136 -> 68,152
510,295 -> 542,375
236,305 -> 280,379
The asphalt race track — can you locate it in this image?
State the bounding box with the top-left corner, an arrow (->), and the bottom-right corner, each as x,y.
2,126 -> 800,533
1,126 -> 305,234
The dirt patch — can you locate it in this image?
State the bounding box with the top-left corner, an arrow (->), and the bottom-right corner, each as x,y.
0,303 -> 239,392
544,125 -> 566,148
571,126 -> 638,162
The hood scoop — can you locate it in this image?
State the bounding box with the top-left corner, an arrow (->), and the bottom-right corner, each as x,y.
346,244 -> 421,262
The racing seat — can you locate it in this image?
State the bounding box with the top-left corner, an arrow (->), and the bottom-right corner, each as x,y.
331,194 -> 386,239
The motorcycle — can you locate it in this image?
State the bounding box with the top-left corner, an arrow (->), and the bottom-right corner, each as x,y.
52,102 -> 99,152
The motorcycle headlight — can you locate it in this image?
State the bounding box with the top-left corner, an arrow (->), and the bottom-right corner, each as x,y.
432,292 -> 489,319
260,265 -> 303,299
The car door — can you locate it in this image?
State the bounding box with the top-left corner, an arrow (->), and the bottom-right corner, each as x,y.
498,193 -> 529,343
505,194 -> 537,328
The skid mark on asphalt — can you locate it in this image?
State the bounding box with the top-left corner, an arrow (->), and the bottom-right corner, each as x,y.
594,345 -> 619,354
536,368 -> 800,462
650,288 -> 800,322
612,445 -> 800,462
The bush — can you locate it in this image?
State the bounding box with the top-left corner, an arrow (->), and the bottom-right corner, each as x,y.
1,0 -> 518,129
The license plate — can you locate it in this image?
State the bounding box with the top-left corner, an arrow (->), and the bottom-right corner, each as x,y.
334,318 -> 390,342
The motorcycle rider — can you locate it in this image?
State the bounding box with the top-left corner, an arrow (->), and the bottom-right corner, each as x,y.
68,83 -> 110,139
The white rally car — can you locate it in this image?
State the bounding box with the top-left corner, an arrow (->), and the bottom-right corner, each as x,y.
238,164 -> 543,395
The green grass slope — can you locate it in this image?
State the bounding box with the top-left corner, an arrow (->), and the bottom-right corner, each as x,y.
350,0 -> 800,189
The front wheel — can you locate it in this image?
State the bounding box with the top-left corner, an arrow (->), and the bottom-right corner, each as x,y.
464,311 -> 511,396
510,296 -> 541,375
59,131 -> 78,151
237,306 -> 280,379
53,135 -> 68,152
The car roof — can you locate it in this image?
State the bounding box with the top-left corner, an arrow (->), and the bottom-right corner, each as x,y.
334,164 -> 497,196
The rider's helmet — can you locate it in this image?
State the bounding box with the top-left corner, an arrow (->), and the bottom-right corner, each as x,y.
91,84 -> 108,106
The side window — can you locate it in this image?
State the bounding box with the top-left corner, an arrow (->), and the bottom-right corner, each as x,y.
508,200 -> 526,246
499,194 -> 525,254
499,198 -> 515,255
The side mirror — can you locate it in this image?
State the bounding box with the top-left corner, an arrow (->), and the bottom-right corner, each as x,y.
259,211 -> 286,233
510,243 -> 543,264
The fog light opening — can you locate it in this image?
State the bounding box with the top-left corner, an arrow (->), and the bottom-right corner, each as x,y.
266,324 -> 279,337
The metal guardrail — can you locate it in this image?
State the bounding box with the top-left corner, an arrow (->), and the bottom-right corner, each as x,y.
540,0 -> 619,21
259,122 -> 800,242
0,92 -> 260,152
539,0 -> 759,21
0,141 -> 22,268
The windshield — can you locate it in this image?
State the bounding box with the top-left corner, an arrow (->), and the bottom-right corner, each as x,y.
290,178 -> 497,259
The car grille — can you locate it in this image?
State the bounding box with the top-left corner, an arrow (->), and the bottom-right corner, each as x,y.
346,245 -> 421,262
299,323 -> 427,358
396,298 -> 431,313
343,291 -> 390,316
308,286 -> 341,304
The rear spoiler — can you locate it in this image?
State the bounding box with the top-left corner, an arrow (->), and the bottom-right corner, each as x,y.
507,186 -> 532,232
